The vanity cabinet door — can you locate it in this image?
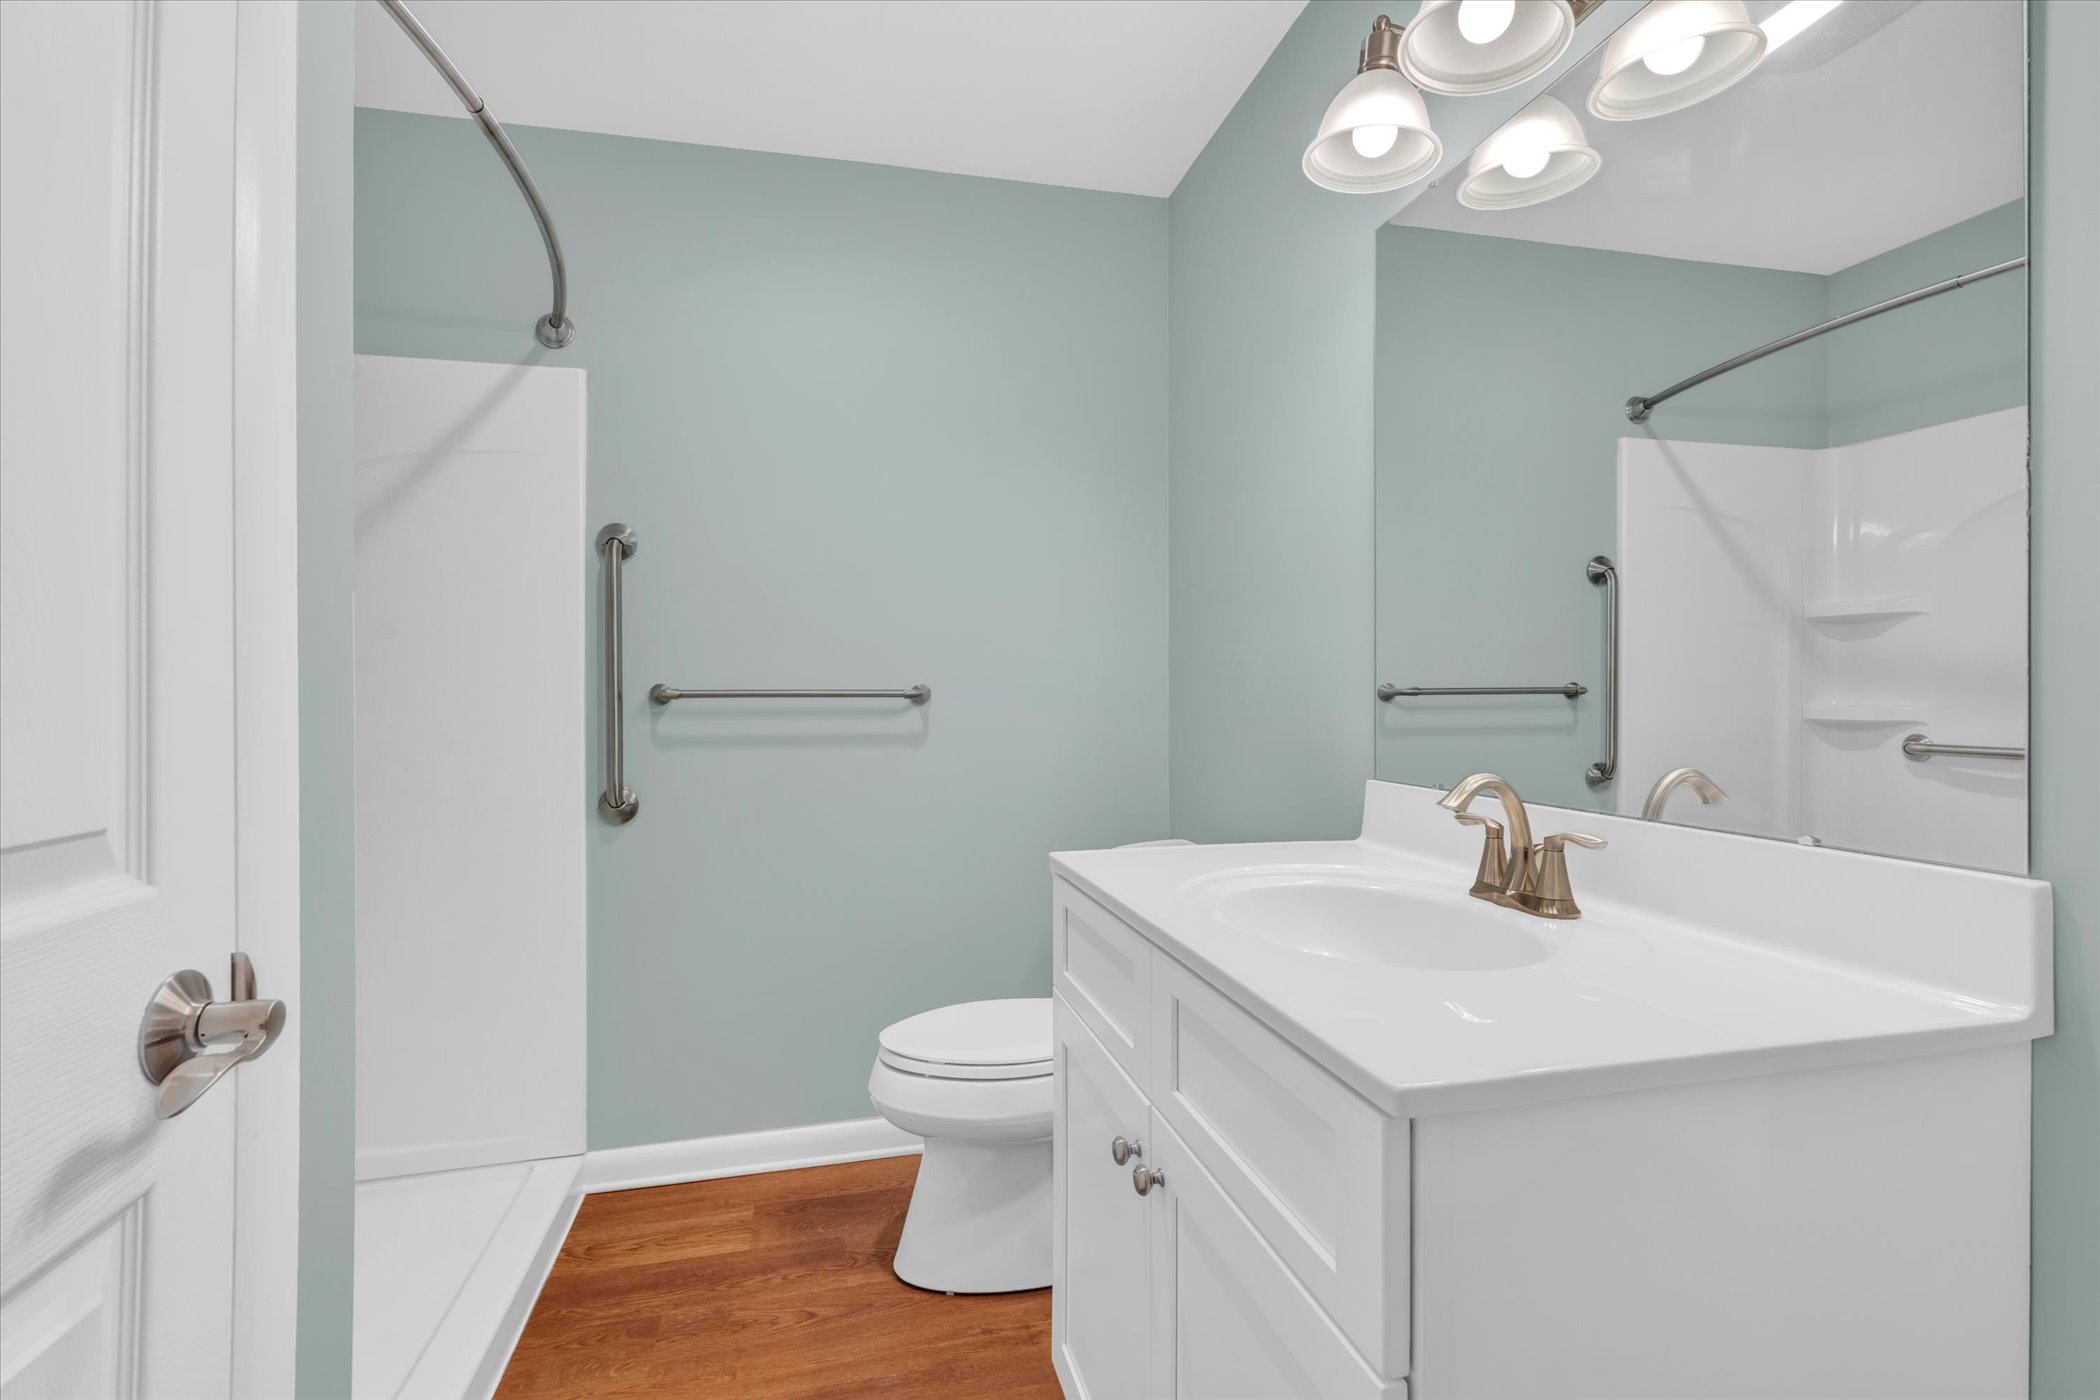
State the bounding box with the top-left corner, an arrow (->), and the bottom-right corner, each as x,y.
1145,1118 -> 1401,1399
1054,994 -> 1158,1400
1149,955 -> 1410,1377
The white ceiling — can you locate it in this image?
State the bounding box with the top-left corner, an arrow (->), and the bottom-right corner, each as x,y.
354,0 -> 1307,198
1392,0 -> 2026,274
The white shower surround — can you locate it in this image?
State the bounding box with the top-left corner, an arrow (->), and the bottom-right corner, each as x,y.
352,354 -> 588,1178
1617,407 -> 2027,871
350,355 -> 589,1399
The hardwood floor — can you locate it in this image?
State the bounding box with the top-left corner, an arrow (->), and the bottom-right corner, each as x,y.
494,1155 -> 1060,1399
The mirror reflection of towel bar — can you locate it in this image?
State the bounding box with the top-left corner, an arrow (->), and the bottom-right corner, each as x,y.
651,685 -> 931,705
1903,734 -> 2026,762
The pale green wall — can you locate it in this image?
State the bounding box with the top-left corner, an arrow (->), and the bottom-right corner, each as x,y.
1826,199 -> 2028,446
1165,0 -> 1646,843
2028,4 -> 2099,1392
1372,228 -> 1827,809
296,3 -> 355,1394
353,112 -> 1168,1148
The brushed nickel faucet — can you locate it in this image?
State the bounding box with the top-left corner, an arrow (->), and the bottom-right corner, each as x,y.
1640,767 -> 1727,822
1438,774 -> 1606,920
1440,774 -> 1536,903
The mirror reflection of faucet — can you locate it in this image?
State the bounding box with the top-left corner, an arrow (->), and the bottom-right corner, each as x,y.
1641,767 -> 1728,822
1438,774 -> 1606,920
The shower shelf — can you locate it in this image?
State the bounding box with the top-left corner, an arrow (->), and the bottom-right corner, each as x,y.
1803,702 -> 1928,726
1802,596 -> 1926,622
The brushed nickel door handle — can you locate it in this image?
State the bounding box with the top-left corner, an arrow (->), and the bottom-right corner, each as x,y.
1110,1135 -> 1143,1166
138,952 -> 286,1119
1132,1165 -> 1167,1196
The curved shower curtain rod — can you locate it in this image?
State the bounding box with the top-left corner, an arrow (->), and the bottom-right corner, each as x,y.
379,0 -> 573,348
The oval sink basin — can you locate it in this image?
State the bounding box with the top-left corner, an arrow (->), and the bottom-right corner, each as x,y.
1194,870 -> 1553,972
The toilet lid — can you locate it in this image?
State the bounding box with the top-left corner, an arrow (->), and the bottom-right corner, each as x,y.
878,999 -> 1051,1079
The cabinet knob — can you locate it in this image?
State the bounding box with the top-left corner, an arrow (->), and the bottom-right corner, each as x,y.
1132,1164 -> 1167,1196
1110,1135 -> 1143,1166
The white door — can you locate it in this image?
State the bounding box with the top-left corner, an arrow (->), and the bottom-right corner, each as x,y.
0,3 -> 302,1397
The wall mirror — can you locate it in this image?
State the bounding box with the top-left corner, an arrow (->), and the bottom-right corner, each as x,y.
1375,0 -> 2027,873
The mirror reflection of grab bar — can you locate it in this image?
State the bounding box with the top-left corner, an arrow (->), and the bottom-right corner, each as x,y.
1585,556 -> 1617,790
651,685 -> 931,705
1902,734 -> 2026,762
1378,683 -> 1585,699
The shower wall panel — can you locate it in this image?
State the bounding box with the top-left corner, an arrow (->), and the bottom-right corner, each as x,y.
352,354 -> 587,1179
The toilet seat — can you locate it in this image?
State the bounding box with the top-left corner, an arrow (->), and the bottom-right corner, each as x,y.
877,1047 -> 1050,1081
877,999 -> 1050,1081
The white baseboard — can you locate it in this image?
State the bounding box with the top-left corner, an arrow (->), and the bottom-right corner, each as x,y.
579,1116 -> 922,1195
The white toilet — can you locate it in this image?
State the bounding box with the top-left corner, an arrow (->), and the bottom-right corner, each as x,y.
867,998 -> 1052,1294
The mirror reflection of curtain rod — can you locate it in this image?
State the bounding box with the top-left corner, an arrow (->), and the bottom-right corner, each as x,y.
1625,257 -> 2027,423
378,0 -> 574,348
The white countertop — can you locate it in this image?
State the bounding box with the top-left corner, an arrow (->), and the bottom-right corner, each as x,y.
1051,782 -> 2052,1117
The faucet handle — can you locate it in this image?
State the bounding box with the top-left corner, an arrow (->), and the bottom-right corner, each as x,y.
1521,832 -> 1606,920
1454,813 -> 1507,898
1540,831 -> 1607,852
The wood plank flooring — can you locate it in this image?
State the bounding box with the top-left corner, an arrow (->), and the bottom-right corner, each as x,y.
494,1155 -> 1060,1400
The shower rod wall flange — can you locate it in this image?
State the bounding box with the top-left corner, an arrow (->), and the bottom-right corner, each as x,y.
380,0 -> 575,349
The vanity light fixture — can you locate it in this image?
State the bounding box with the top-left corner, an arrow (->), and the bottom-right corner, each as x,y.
1457,94 -> 1601,209
1302,16 -> 1443,193
1587,0 -> 1768,120
1399,1 -> 1589,96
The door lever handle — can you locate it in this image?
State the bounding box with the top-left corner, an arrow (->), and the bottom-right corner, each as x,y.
138,953 -> 286,1119
154,1034 -> 269,1119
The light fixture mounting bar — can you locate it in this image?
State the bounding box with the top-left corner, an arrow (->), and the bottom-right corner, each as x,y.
1364,0 -> 1605,67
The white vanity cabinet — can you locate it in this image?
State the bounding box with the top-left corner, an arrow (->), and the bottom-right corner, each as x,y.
1049,843 -> 2038,1400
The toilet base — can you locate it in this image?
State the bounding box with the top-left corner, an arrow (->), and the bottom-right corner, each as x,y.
892,1136 -> 1052,1294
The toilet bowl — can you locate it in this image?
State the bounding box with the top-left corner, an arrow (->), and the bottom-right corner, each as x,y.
868,998 -> 1052,1294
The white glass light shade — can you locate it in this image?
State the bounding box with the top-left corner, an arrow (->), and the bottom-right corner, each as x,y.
1400,0 -> 1577,95
1457,95 -> 1601,210
1587,0 -> 1767,120
1303,68 -> 1442,193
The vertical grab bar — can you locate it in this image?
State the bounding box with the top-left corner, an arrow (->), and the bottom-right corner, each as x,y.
597,524 -> 639,823
1585,555 -> 1617,789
